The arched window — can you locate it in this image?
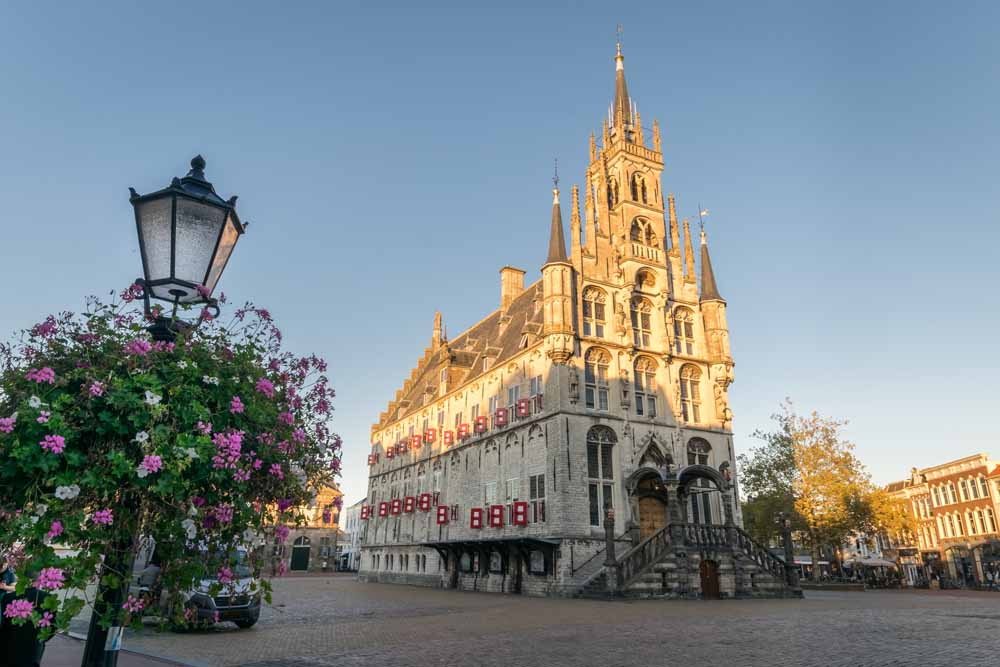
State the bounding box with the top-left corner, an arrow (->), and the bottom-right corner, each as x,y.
608,179 -> 618,208
584,348 -> 610,411
673,308 -> 695,355
582,287 -> 606,338
679,365 -> 702,424
630,174 -> 648,204
687,438 -> 713,524
630,298 -> 652,347
629,217 -> 658,246
586,426 -> 617,526
630,219 -> 643,242
636,269 -> 656,290
634,357 -> 657,417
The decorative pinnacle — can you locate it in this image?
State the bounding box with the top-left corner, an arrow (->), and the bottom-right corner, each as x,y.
187,154 -> 207,180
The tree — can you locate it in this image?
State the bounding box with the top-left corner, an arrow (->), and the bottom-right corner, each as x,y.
737,403 -> 800,546
0,286 -> 341,639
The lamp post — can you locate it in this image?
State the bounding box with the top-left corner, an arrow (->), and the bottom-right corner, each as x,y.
81,156 -> 245,667
776,511 -> 802,596
129,155 -> 246,341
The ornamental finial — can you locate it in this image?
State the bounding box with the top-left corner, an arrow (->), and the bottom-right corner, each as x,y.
187,154 -> 207,180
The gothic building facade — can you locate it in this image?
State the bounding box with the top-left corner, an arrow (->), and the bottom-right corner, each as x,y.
357,44 -> 789,598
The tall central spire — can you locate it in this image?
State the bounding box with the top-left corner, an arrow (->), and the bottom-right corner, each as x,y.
613,40 -> 631,130
546,168 -> 568,264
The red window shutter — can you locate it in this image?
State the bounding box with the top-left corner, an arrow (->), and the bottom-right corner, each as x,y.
436,505 -> 449,525
489,504 -> 504,528
390,498 -> 402,515
360,505 -> 370,520
425,428 -> 436,444
404,496 -> 415,513
418,493 -> 432,511
367,454 -> 374,466
513,501 -> 529,526
458,423 -> 470,439
378,502 -> 389,517
474,416 -> 488,433
442,430 -> 454,446
470,507 -> 484,529
411,435 -> 421,449
386,448 -> 395,459
494,408 -> 508,427
516,398 -> 530,417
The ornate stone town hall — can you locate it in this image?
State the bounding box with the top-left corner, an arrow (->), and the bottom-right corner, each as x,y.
358,43 -> 796,599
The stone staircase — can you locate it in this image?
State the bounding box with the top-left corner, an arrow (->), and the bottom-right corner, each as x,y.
576,523 -> 801,599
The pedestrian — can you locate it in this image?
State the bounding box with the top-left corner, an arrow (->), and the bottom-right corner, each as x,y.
0,567 -> 48,667
0,554 -> 16,618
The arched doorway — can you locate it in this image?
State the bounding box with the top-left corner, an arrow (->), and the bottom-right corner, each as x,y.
700,559 -> 720,599
636,477 -> 668,539
678,440 -> 733,526
291,536 -> 311,571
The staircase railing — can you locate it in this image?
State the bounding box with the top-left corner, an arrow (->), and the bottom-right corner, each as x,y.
672,523 -> 729,548
570,531 -> 631,576
732,527 -> 788,580
615,525 -> 672,588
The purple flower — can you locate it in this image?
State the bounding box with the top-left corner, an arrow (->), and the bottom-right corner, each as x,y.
46,520 -> 63,539
31,316 -> 58,338
212,431 -> 243,469
277,411 -> 294,426
36,411 -> 51,424
230,396 -> 245,414
89,381 -> 104,397
292,428 -> 306,444
255,378 -> 275,399
269,464 -> 284,480
40,434 -> 65,454
26,367 -> 56,384
38,611 -> 54,627
191,496 -> 206,507
3,599 -> 33,619
34,567 -> 65,591
122,595 -> 144,614
214,504 -> 234,523
0,415 -> 16,434
196,421 -> 212,435
233,468 -> 251,482
139,454 -> 163,475
277,498 -> 293,512
126,340 -> 152,357
91,509 -> 113,525
196,284 -> 211,299
217,567 -> 234,585
120,283 -> 144,303
274,525 -> 290,542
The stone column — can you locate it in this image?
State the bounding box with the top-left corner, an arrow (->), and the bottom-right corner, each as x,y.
604,509 -> 620,594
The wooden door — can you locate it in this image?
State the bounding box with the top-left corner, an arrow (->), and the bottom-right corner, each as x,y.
291,546 -> 310,571
700,559 -> 720,599
638,497 -> 667,540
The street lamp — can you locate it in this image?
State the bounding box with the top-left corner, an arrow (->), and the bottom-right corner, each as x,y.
129,155 -> 245,340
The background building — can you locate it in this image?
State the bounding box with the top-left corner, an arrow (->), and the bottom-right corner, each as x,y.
270,483 -> 343,573
886,454 -> 1000,587
356,42 -> 794,599
340,499 -> 365,572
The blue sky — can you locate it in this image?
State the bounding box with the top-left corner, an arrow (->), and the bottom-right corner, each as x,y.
2,1 -> 998,505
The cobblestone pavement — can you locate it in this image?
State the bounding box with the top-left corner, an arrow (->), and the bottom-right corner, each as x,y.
121,575 -> 1000,667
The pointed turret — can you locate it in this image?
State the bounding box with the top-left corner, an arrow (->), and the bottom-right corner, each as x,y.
546,183 -> 568,264
699,228 -> 724,302
668,194 -> 680,255
682,218 -> 695,280
570,184 -> 582,263
613,41 -> 631,132
432,311 -> 443,348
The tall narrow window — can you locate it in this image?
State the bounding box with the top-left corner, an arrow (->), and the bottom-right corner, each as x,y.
960,479 -> 969,501
687,438 -> 712,524
582,287 -> 606,338
633,356 -> 657,417
980,476 -> 990,497
674,308 -> 695,355
679,365 -> 702,424
530,474 -> 546,523
529,374 -> 543,396
987,508 -> 997,533
584,348 -> 610,411
587,426 -> 617,526
630,298 -> 652,347
507,385 -> 520,407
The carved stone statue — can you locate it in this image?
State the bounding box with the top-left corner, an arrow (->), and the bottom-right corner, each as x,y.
714,382 -> 733,427
615,302 -> 627,336
568,364 -> 580,403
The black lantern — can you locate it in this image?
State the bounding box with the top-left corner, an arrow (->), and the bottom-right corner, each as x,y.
129,155 -> 245,339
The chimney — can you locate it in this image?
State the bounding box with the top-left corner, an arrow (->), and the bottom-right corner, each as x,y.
500,266 -> 526,310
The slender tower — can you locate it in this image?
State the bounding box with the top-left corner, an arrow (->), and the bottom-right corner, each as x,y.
542,175 -> 576,364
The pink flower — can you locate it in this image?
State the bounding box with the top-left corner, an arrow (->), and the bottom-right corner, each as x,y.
333,496 -> 344,510
140,454 -> 163,475
196,421 -> 212,435
275,525 -> 290,541
91,509 -> 113,525
330,458 -> 342,473
277,411 -> 293,426
199,308 -> 214,321
253,458 -> 263,470
322,510 -> 332,524
277,560 -> 287,576
26,367 -> 56,384
3,599 -> 33,619
191,496 -> 206,507
292,428 -> 306,444
255,378 -> 275,399
47,520 -> 63,539
196,284 -> 211,299
40,434 -> 65,454
32,316 -> 58,338
38,611 -> 54,627
217,567 -> 234,585
269,464 -> 284,480
120,283 -> 144,303
0,415 -> 15,434
233,469 -> 251,482
211,431 -> 243,469
230,396 -> 245,414
89,381 -> 104,397
36,411 -> 51,424
214,504 -> 234,523
122,595 -> 144,614
35,567 -> 65,591
126,340 -> 152,357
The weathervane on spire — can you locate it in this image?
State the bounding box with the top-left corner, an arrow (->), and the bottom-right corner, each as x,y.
553,158 -> 559,189
697,204 -> 709,231
616,23 -> 623,52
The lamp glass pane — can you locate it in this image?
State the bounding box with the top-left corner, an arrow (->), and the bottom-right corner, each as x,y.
204,213 -> 240,293
138,197 -> 173,283
174,198 -> 226,287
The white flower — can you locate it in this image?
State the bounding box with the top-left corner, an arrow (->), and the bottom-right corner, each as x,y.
136,466 -> 149,479
181,518 -> 197,540
242,528 -> 261,546
29,515 -> 39,525
34,504 -> 48,516
177,361 -> 189,369
29,396 -> 42,409
201,375 -> 219,386
184,447 -> 199,460
55,484 -> 80,500
188,505 -> 198,517
144,391 -> 162,406
134,431 -> 149,444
